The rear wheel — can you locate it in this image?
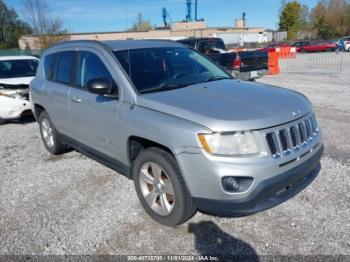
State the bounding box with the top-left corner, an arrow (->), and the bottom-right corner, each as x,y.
0,118 -> 6,125
39,111 -> 67,155
133,147 -> 196,226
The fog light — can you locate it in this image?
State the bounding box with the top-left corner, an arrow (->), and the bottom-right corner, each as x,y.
222,176 -> 254,193
222,177 -> 239,192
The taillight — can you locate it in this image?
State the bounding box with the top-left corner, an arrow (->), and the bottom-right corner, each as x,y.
232,56 -> 241,69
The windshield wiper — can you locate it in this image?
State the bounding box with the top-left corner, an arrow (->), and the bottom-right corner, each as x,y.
205,76 -> 231,83
139,83 -> 192,94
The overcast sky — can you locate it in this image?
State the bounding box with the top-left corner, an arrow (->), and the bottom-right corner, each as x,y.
6,0 -> 320,33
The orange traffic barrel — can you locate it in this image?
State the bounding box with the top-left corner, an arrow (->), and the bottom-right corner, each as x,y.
278,47 -> 296,59
268,52 -> 280,75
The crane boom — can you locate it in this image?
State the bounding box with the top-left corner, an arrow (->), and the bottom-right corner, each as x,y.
162,7 -> 173,27
194,0 -> 198,21
186,0 -> 192,21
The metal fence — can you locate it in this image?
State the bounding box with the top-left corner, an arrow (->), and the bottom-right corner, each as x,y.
280,52 -> 344,74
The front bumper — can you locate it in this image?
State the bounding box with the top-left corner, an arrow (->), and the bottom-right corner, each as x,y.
194,145 -> 323,216
176,134 -> 323,216
232,69 -> 268,81
0,95 -> 32,120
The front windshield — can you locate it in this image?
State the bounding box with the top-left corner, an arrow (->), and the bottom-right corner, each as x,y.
114,47 -> 230,93
0,59 -> 39,79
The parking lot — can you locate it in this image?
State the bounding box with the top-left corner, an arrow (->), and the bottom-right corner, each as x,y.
0,53 -> 349,257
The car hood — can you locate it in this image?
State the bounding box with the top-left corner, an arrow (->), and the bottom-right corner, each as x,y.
0,76 -> 34,86
136,79 -> 312,132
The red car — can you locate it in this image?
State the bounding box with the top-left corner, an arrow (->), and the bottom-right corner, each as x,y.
294,40 -> 338,52
260,42 -> 291,52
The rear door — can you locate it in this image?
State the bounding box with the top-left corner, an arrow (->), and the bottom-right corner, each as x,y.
68,49 -> 119,156
45,51 -> 76,135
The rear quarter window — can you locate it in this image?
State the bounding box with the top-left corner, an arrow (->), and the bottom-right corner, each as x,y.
44,53 -> 56,80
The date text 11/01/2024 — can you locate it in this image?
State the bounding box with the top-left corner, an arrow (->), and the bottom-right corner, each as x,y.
127,255 -> 219,261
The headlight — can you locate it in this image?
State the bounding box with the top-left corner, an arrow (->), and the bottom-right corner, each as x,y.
198,132 -> 260,156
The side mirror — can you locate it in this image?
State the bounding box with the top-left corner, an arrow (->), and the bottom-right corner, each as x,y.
87,77 -> 114,96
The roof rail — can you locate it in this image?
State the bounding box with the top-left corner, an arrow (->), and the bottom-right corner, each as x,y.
51,39 -> 103,48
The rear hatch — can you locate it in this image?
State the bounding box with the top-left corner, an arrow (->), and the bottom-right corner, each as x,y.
238,50 -> 268,72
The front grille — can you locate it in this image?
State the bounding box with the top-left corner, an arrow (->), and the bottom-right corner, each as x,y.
265,114 -> 319,159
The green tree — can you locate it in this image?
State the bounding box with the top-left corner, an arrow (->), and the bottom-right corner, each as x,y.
0,0 -> 31,48
298,5 -> 310,32
346,4 -> 350,34
311,0 -> 350,39
130,13 -> 153,31
279,1 -> 302,40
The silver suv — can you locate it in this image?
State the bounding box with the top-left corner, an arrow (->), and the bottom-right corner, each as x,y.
30,40 -> 323,226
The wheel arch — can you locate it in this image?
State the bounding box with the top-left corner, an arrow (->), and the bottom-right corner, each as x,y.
127,136 -> 175,166
33,104 -> 46,120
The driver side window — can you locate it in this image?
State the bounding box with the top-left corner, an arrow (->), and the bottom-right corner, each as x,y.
76,51 -> 116,93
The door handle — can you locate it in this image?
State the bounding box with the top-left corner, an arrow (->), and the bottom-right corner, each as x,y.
71,96 -> 82,103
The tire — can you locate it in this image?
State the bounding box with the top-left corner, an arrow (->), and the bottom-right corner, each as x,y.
38,111 -> 67,155
133,147 -> 196,226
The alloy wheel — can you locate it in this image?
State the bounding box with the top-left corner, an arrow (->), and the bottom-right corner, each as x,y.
41,118 -> 54,149
139,162 -> 175,216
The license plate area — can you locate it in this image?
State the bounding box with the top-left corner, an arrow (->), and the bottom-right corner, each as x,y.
250,71 -> 258,77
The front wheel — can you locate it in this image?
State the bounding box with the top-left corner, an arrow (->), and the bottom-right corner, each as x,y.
38,111 -> 67,155
133,147 -> 196,226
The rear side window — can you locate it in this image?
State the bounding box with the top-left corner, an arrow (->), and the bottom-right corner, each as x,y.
198,40 -> 225,53
76,51 -> 115,89
44,53 -> 56,80
56,51 -> 76,85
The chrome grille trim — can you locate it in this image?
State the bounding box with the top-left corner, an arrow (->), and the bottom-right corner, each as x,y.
265,114 -> 319,159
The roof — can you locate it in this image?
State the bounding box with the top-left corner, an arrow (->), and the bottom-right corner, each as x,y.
104,40 -> 184,50
0,55 -> 39,61
51,40 -> 184,52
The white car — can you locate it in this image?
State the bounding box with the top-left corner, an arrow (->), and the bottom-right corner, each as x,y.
345,41 -> 350,52
0,56 -> 39,124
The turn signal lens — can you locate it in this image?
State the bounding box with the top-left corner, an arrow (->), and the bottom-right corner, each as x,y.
198,134 -> 212,154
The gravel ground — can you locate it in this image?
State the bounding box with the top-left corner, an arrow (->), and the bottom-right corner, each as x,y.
0,53 -> 349,258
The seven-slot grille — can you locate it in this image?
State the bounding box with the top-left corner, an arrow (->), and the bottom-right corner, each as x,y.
265,114 -> 319,159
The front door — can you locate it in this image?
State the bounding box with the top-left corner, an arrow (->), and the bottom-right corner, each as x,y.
68,50 -> 119,156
